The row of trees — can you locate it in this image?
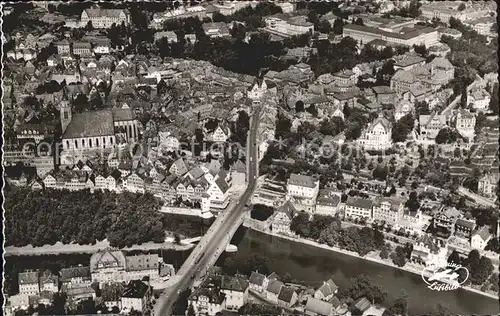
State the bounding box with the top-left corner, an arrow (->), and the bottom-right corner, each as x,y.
448,249 -> 494,286
5,187 -> 166,248
291,214 -> 386,257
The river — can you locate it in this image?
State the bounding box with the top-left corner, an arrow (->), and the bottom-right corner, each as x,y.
225,228 -> 499,315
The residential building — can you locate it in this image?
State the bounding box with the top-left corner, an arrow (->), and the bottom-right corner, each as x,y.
357,115 -> 392,150
471,226 -> 492,250
264,14 -> 314,37
124,173 -> 146,193
455,110 -> 476,141
277,286 -> 298,308
272,200 -> 296,236
315,189 -> 341,216
72,42 -> 92,56
372,86 -> 397,105
277,2 -> 295,14
206,176 -> 230,210
151,6 -> 207,27
478,173 -> 499,198
343,24 -> 439,47
169,158 -> 188,176
313,279 -> 338,301
159,131 -> 180,152
249,271 -> 268,293
468,88 -> 491,112
212,1 -> 256,15
353,297 -> 372,314
202,22 -> 230,38
220,275 -> 249,311
344,197 -> 373,219
419,112 -> 448,141
120,280 -> 151,314
287,173 -> 319,199
55,39 -> 71,54
81,8 -> 131,29
433,207 -> 460,232
265,279 -> 284,304
211,124 -> 231,142
394,56 -> 426,71
60,266 -> 92,289
90,250 -> 160,286
332,69 -> 357,87
390,70 -> 418,94
39,271 -> 59,293
63,285 -> 96,304
154,31 -> 178,43
305,297 -> 333,316
394,99 -> 414,122
454,218 -> 476,239
372,197 -> 404,225
18,271 -> 40,296
188,288 -> 226,316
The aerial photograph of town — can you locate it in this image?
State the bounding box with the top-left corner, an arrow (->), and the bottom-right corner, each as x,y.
1,1 -> 499,315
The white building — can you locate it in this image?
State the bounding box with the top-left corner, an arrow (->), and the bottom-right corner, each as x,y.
394,100 -> 414,122
344,197 -> 373,220
315,189 -> 341,216
477,173 -> 499,198
18,271 -> 40,296
372,197 -> 404,225
90,251 -> 160,286
264,14 -> 314,37
468,88 -> 491,112
357,115 -> 392,150
277,2 -> 295,13
81,8 -> 131,29
159,131 -> 180,152
471,226 -> 492,250
287,173 -> 319,200
455,110 -> 476,141
120,280 -> 151,314
220,276 -> 249,311
249,271 -> 269,293
188,288 -> 226,316
206,177 -> 230,210
272,201 -> 296,236
313,279 -> 338,301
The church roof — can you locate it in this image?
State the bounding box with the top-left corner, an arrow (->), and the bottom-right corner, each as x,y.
63,110 -> 115,139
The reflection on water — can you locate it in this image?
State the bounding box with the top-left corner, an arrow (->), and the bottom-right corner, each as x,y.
226,228 -> 498,315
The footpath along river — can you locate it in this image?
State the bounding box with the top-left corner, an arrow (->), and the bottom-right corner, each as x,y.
224,228 -> 499,315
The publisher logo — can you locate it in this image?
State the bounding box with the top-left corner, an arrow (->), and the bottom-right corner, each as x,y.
421,263 -> 469,291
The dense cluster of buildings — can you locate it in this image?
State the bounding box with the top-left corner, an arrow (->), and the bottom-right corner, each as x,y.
6,250 -> 174,315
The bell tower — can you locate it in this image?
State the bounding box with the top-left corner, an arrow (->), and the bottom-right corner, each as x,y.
60,101 -> 72,133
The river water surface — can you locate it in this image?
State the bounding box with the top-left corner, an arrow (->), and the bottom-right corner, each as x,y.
227,228 -> 499,315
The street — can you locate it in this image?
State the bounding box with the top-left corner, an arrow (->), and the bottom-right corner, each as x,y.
153,105 -> 262,315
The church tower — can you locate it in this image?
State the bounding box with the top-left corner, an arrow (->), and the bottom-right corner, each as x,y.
60,101 -> 72,133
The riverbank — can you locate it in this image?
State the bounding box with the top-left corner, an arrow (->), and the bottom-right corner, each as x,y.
5,239 -> 195,256
243,220 -> 498,301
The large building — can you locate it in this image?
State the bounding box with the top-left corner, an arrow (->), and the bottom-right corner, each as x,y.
343,24 -> 439,47
344,197 -> 373,220
151,6 -> 207,28
90,250 -> 159,286
80,8 -> 131,29
455,110 -> 476,141
357,115 -> 392,150
60,102 -> 140,153
264,14 -> 314,37
372,197 -> 404,225
286,173 -> 319,200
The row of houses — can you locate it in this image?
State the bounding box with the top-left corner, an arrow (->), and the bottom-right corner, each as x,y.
9,250 -> 174,315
